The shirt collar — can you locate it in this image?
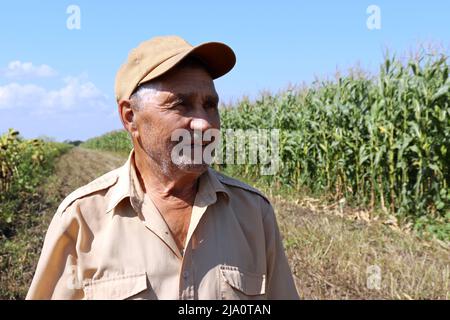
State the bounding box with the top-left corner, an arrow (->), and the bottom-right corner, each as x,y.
106,149 -> 230,214
105,150 -> 133,213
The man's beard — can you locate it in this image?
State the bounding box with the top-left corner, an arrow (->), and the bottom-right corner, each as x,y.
139,136 -> 209,176
170,143 -> 210,173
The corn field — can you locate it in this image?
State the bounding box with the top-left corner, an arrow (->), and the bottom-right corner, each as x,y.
218,52 -> 449,238
82,130 -> 132,156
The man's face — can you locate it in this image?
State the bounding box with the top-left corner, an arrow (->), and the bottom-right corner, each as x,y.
131,64 -> 220,175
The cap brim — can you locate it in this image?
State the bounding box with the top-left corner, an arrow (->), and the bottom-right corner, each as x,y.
139,42 -> 236,86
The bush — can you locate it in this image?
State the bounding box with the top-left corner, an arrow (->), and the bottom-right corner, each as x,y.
0,129 -> 71,237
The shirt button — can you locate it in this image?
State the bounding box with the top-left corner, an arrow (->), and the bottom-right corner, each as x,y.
182,271 -> 189,278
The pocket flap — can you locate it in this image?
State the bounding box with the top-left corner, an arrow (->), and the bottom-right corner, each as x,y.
220,265 -> 266,296
83,272 -> 147,300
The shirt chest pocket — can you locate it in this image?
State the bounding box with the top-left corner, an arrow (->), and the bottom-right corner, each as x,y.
83,272 -> 148,300
219,265 -> 266,300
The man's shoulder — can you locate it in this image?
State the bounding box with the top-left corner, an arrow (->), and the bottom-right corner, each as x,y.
56,167 -> 121,216
210,169 -> 271,204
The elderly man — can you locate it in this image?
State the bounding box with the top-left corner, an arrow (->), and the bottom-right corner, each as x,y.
26,36 -> 299,300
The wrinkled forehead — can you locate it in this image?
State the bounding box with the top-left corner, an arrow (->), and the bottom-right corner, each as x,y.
137,64 -> 218,103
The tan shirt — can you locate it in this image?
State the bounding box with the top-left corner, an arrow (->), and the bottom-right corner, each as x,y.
26,150 -> 299,300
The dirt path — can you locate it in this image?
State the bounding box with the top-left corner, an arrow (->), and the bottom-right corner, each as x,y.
52,147 -> 127,197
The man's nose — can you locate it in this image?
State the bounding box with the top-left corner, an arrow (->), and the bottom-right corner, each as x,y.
190,118 -> 212,132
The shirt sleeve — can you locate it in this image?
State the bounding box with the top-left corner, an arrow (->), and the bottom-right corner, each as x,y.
261,198 -> 300,299
26,203 -> 84,300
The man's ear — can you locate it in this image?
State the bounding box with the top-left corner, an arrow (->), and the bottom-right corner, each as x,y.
118,99 -> 137,134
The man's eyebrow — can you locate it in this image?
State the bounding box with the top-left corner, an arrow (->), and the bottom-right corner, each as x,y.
170,93 -> 219,104
161,93 -> 186,106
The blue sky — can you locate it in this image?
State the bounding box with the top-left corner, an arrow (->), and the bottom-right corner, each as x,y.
0,0 -> 449,141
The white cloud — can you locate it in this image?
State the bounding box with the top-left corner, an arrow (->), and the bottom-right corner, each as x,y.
1,60 -> 57,79
0,74 -> 110,115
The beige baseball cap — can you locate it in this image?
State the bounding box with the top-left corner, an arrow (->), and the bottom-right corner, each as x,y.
114,35 -> 236,103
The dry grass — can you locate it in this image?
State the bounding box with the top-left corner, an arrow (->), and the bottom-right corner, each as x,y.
273,196 -> 449,299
